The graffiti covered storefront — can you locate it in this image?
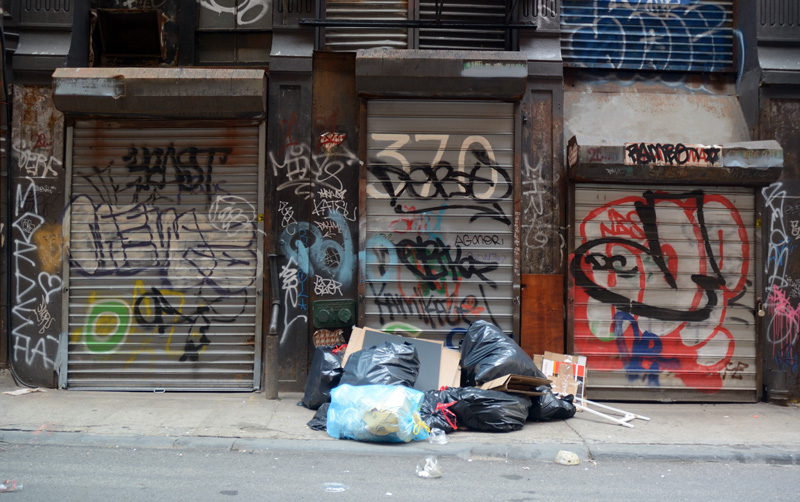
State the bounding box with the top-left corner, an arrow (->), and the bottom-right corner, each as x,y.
356,51 -> 528,346
364,100 -> 516,346
51,69 -> 267,390
566,86 -> 783,401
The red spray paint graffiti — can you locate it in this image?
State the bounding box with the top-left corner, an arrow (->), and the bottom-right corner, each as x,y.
571,190 -> 751,392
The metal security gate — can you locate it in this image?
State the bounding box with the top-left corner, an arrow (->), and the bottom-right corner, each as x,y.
364,100 -> 516,348
570,184 -> 757,401
63,120 -> 264,390
561,0 -> 735,72
324,0 -> 410,51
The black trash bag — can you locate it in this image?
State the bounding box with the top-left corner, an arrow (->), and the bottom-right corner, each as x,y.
528,386 -> 577,421
340,341 -> 420,387
420,390 -> 459,433
460,320 -> 547,386
437,387 -> 531,433
307,402 -> 330,431
298,345 -> 346,410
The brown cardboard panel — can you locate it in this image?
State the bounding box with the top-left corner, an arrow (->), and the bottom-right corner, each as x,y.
343,327 -> 460,390
480,374 -> 551,396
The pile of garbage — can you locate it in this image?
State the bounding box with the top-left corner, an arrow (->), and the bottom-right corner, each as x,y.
300,320 -> 577,443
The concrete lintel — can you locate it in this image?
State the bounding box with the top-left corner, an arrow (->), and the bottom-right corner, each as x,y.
52,67 -> 267,118
356,49 -> 527,98
568,136 -> 783,186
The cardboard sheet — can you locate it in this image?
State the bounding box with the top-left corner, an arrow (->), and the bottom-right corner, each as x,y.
345,327 -> 460,391
480,374 -> 551,396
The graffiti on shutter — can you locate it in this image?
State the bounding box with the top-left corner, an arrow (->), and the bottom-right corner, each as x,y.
365,100 -> 515,348
570,185 -> 757,401
66,120 -> 263,390
561,1 -> 735,72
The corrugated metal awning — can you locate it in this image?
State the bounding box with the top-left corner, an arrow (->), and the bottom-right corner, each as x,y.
52,68 -> 267,119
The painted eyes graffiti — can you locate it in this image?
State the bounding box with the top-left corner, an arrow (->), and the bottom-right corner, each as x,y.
571,190 -> 752,391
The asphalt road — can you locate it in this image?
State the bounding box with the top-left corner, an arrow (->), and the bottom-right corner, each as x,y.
2,442 -> 798,501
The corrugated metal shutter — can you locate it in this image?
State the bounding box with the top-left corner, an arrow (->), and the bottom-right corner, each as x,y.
65,120 -> 263,390
570,184 -> 757,402
365,100 -> 515,348
561,1 -> 735,72
324,0 -> 409,51
418,0 -> 508,50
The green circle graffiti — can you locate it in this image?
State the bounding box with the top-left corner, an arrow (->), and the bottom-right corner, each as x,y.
85,300 -> 131,353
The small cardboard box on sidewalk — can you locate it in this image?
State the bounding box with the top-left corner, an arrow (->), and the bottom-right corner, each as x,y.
344,327 -> 461,391
534,351 -> 587,400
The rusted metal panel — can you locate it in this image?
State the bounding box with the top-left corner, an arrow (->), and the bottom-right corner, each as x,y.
268,75 -> 314,392
355,49 -> 527,98
760,98 -> 800,181
520,86 -> 564,275
561,0 -> 735,72
52,68 -> 267,119
570,184 -> 758,402
761,180 -> 800,404
310,52 -> 361,346
64,119 -> 263,390
9,86 -> 66,387
363,100 -> 516,347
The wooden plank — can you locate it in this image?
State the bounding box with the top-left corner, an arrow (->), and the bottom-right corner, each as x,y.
520,274 -> 564,357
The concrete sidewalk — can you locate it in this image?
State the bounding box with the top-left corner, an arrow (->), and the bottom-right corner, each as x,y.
2,370 -> 799,464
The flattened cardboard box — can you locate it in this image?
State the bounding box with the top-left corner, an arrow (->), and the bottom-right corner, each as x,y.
534,352 -> 586,401
480,374 -> 551,396
344,327 -> 461,391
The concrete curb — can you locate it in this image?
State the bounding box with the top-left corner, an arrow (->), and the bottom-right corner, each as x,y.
3,429 -> 800,464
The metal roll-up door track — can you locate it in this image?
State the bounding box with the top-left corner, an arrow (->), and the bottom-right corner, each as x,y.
365,100 -> 515,348
64,120 -> 264,390
570,184 -> 757,402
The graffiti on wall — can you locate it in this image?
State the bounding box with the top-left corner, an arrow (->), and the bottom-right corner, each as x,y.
271,132 -> 359,345
561,1 -> 732,72
365,129 -> 513,346
197,0 -> 271,26
67,135 -> 258,367
10,87 -> 65,385
763,183 -> 800,374
571,189 -> 754,391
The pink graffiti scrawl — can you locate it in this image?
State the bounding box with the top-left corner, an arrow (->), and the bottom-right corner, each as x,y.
320,132 -> 346,152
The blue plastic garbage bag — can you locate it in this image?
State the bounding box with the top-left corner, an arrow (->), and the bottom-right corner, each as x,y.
327,384 -> 430,443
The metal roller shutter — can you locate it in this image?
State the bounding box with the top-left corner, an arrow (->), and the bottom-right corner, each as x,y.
561,0 -> 735,72
418,0 -> 508,50
365,100 -> 516,348
64,120 -> 264,390
324,0 -> 409,51
570,184 -> 757,401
